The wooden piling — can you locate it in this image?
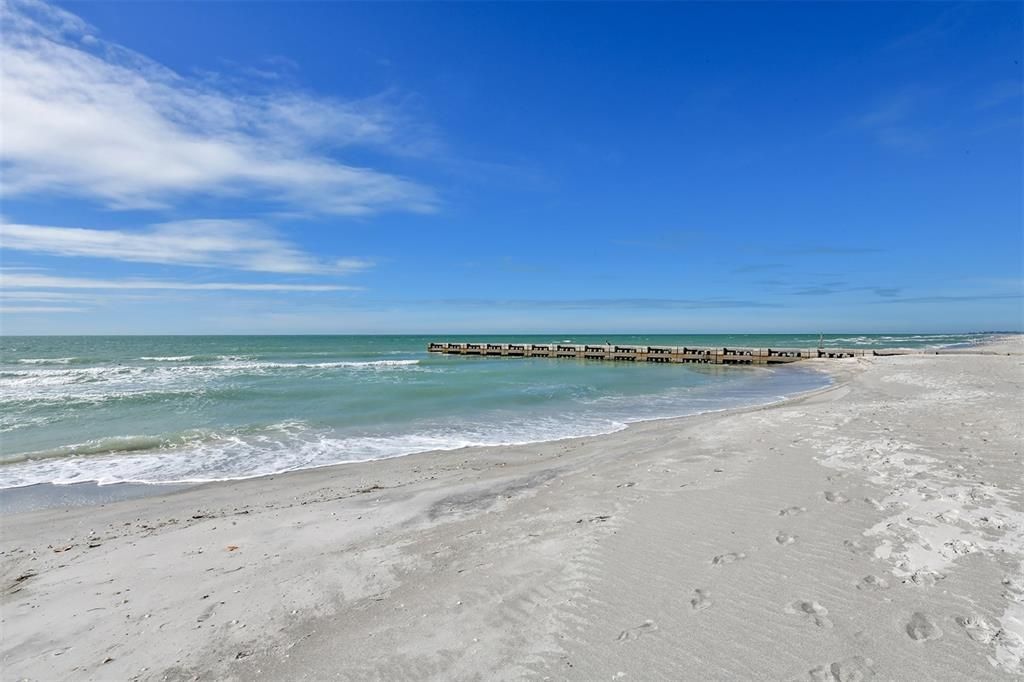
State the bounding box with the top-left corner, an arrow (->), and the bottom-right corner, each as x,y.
425,342 -> 880,365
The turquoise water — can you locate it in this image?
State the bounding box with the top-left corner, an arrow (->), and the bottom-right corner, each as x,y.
0,334 -> 986,488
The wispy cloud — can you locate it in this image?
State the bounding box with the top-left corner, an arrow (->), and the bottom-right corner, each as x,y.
746,280 -> 902,299
852,86 -> 940,151
731,263 -> 785,274
881,4 -> 971,55
975,80 -> 1023,111
425,298 -> 781,310
874,292 -> 1023,304
0,305 -> 87,314
0,0 -> 435,214
791,286 -> 845,297
791,284 -> 902,298
784,246 -> 882,256
0,290 -> 86,300
1,287 -> 184,312
0,271 -> 358,292
0,220 -> 373,274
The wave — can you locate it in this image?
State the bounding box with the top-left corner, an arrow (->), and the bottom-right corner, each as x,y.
819,334 -> 984,349
0,419 -> 303,465
0,367 -> 830,489
0,359 -> 424,405
137,354 -> 249,363
0,417 -> 624,488
243,359 -> 420,369
1,434 -> 188,465
16,357 -> 82,365
4,358 -> 418,379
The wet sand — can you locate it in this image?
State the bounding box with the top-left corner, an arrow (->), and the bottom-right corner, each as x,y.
2,336 -> 1022,680
0,482 -> 187,515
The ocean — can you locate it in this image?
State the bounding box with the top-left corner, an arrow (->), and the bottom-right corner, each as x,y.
0,333 -> 987,490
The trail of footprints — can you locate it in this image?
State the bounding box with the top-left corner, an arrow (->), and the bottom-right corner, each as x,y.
612,487 -> 1008,680
616,489 -> 966,681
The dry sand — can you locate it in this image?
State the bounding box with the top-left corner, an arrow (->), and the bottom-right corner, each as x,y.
2,337 -> 1022,680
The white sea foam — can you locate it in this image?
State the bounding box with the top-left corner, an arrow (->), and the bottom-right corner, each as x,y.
0,416 -> 627,488
0,359 -> 423,404
228,359 -> 420,369
822,334 -> 982,348
16,357 -> 79,365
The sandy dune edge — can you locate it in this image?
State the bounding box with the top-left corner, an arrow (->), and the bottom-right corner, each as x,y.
2,347 -> 1022,680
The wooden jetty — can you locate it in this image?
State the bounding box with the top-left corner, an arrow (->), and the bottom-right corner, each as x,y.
427,342 -> 888,365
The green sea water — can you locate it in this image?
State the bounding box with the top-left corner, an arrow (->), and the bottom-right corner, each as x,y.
0,333 -> 987,488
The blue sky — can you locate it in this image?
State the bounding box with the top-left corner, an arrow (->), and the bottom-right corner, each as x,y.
1,0 -> 1021,334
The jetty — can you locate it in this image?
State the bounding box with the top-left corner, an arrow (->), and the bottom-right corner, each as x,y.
426,342 -> 898,365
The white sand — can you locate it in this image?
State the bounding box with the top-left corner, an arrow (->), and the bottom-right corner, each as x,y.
2,339 -> 1022,680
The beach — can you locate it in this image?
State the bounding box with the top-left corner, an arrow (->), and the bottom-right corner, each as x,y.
2,337 -> 1022,680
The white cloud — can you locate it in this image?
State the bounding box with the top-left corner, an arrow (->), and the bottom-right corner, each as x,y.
0,271 -> 358,292
0,305 -> 87,314
0,290 -> 85,301
0,0 -> 436,214
333,257 -> 375,273
0,220 -> 374,274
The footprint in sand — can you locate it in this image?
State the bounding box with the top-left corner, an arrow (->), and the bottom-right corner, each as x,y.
1003,574 -> 1024,595
843,539 -> 873,555
957,614 -> 998,644
786,600 -> 833,628
779,506 -> 807,516
823,491 -> 849,503
807,655 -> 875,681
690,589 -> 712,612
863,497 -> 886,511
616,619 -> 657,642
905,612 -> 942,641
711,552 -> 747,566
776,532 -> 797,546
856,575 -> 889,591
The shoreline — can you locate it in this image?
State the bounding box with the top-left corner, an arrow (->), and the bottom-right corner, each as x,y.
0,362 -> 836,514
3,339 -> 1022,679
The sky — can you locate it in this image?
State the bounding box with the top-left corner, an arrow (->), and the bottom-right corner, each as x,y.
1,0 -> 1021,335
